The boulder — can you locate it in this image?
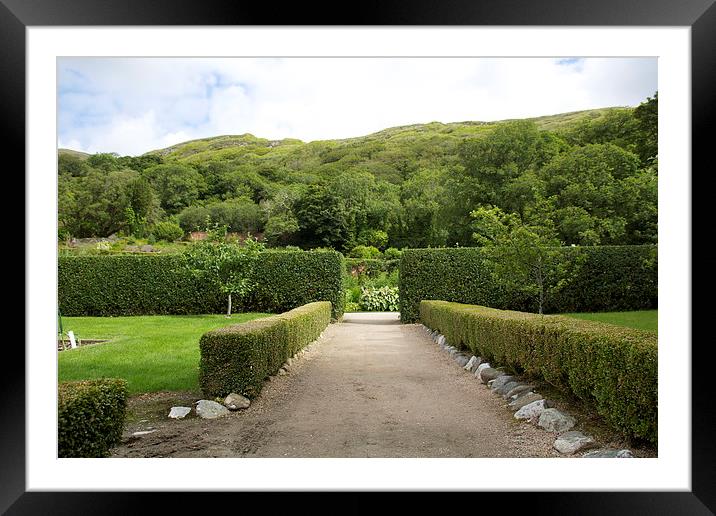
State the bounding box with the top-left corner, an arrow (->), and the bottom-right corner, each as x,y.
583,449 -> 634,458
508,392 -> 543,410
553,431 -> 597,454
455,354 -> 470,367
479,367 -> 505,384
168,406 -> 192,419
514,399 -> 546,421
538,408 -> 576,433
490,375 -> 515,392
140,244 -> 154,252
475,362 -> 491,378
195,399 -> 230,419
494,380 -> 520,396
464,356 -> 479,371
465,356 -> 482,373
505,384 -> 534,399
437,335 -> 446,346
224,393 -> 250,411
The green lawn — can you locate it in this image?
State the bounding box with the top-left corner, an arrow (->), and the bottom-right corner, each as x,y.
562,310 -> 657,332
58,313 -> 270,394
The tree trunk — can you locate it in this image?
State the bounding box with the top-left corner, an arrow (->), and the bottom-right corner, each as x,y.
537,256 -> 544,315
226,293 -> 232,318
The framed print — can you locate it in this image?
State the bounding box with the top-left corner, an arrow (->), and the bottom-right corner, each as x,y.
6,0 -> 715,513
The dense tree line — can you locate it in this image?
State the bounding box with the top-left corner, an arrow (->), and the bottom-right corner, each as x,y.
58,93 -> 657,249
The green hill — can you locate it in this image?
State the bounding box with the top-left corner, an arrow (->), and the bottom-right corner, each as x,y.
58,148 -> 90,160
57,97 -> 657,250
143,107 -> 623,175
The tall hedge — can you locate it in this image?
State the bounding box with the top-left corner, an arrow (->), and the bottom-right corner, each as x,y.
58,378 -> 128,457
199,301 -> 332,398
399,245 -> 657,322
420,301 -> 658,444
58,250 -> 345,318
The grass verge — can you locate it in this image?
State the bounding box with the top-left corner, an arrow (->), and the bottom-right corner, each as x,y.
58,314 -> 270,394
562,310 -> 657,332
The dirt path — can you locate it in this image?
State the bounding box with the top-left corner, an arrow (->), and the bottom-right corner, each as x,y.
112,312 -> 562,458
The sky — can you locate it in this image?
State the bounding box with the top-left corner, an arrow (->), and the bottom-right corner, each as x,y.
58,57 -> 657,156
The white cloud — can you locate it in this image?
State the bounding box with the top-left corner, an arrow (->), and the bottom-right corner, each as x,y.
58,57 -> 658,155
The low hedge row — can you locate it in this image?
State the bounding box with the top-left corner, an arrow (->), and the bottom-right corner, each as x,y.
420,300 -> 658,444
58,250 -> 345,319
58,378 -> 128,457
400,245 -> 657,322
199,301 -> 332,399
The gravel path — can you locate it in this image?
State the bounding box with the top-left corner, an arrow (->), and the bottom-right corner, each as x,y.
112,312 -> 562,458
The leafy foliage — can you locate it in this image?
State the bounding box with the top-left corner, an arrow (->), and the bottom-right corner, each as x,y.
58,97 -> 658,249
358,286 -> 399,312
150,220 -> 184,242
399,245 -> 657,322
182,236 -> 265,315
59,250 -> 345,318
58,378 -> 128,457
199,302 -> 331,398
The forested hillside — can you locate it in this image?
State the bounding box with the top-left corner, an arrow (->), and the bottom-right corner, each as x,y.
58,93 -> 657,250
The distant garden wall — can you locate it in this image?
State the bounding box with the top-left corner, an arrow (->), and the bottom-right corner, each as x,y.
399,245 -> 657,322
58,250 -> 345,318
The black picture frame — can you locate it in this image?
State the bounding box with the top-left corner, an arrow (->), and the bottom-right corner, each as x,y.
6,0 -> 715,513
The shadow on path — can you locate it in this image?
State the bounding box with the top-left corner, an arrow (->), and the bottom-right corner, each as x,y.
341,312 -> 401,325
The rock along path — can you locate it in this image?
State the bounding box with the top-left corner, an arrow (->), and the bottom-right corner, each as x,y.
113,312 -> 561,458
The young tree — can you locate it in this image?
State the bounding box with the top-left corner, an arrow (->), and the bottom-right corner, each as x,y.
181,234 -> 265,317
470,206 -> 576,315
494,225 -> 562,315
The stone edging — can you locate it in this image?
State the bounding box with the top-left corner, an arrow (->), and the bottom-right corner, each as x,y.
423,325 -> 635,459
165,333 -> 326,421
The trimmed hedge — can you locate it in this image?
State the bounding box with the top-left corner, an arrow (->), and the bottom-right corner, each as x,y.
58,378 -> 128,457
400,245 -> 657,322
58,250 -> 345,319
199,301 -> 332,398
420,301 -> 658,444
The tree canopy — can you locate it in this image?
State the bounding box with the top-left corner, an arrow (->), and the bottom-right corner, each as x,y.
58,94 -> 658,249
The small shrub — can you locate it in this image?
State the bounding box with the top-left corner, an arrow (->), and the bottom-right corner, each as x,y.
150,221 -> 184,242
383,247 -> 403,260
356,229 -> 389,249
359,286 -> 399,312
349,245 -> 383,259
58,378 -> 128,457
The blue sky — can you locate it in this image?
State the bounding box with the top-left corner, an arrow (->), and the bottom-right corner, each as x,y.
58,57 -> 657,156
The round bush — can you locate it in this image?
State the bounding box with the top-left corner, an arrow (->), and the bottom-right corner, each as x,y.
150,221 -> 184,242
